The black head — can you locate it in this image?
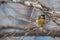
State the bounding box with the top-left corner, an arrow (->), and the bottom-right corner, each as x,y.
38,15 -> 45,19
41,15 -> 45,17
41,15 -> 45,19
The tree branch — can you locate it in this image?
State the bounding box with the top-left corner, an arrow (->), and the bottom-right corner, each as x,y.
0,26 -> 60,38
0,0 -> 60,37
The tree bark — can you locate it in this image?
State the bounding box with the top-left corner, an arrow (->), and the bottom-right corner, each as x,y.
0,26 -> 60,38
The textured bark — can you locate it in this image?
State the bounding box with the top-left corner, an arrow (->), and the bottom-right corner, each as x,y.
0,26 -> 60,38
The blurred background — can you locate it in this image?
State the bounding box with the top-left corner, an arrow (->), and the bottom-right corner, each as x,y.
0,0 -> 60,40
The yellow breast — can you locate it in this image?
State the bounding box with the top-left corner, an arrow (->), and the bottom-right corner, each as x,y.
36,18 -> 45,24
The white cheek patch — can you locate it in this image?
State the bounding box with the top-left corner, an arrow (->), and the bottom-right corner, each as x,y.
41,16 -> 43,18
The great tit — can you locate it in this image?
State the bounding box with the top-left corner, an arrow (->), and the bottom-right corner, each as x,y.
36,15 -> 45,27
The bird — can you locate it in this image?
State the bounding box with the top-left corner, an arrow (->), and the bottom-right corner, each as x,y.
36,14 -> 45,27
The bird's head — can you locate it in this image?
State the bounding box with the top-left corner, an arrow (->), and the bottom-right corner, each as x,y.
38,15 -> 45,19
